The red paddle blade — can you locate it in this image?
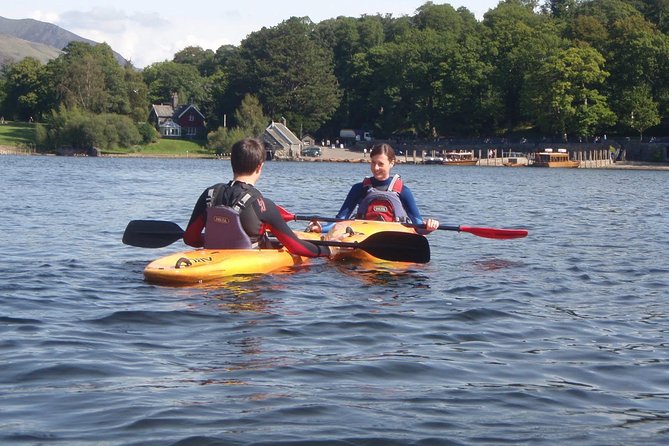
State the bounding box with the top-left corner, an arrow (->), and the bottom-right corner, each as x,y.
459,226 -> 528,239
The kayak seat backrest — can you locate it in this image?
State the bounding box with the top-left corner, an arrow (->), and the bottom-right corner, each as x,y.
204,206 -> 253,249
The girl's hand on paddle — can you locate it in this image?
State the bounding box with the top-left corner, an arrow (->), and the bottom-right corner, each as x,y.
424,218 -> 440,233
325,232 -> 350,258
327,246 -> 341,257
306,220 -> 322,233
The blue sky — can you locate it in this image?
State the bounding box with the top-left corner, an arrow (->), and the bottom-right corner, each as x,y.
4,1 -> 501,68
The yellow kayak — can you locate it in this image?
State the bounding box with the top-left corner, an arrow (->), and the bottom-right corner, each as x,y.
140,221 -> 426,285
143,246 -> 311,285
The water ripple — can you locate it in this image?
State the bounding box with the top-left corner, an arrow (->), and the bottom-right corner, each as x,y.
1,158 -> 668,445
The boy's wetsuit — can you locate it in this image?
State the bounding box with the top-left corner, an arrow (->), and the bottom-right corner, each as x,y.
183,181 -> 329,257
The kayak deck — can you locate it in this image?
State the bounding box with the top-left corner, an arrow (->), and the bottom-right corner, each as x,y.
144,247 -> 308,285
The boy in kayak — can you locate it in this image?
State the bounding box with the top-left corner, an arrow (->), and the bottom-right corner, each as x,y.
184,137 -> 338,257
308,143 -> 439,234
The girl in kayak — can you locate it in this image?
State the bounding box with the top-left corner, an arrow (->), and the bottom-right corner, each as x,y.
309,143 -> 439,234
184,137 -> 338,258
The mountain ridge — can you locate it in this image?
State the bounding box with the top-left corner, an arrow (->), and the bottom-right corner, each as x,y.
0,16 -> 128,67
0,33 -> 63,66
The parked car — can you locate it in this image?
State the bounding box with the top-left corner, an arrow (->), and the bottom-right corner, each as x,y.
302,146 -> 322,157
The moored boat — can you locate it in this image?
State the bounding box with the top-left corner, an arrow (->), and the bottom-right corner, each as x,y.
423,156 -> 444,165
530,148 -> 580,168
503,152 -> 528,167
443,151 -> 478,166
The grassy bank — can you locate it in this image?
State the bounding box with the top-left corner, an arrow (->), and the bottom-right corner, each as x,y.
0,121 -> 35,147
0,120 -> 209,156
106,138 -> 210,157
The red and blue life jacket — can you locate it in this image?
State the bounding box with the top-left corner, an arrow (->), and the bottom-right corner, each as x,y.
356,174 -> 409,222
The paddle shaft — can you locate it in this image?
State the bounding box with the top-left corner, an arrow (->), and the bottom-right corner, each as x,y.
123,219 -> 430,263
289,214 -> 528,239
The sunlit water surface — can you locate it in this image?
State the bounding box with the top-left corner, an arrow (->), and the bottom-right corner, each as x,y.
1,155 -> 668,445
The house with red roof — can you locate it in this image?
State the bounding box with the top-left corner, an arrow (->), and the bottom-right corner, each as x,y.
148,93 -> 206,139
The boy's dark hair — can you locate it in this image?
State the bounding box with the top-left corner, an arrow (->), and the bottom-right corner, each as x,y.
231,138 -> 265,174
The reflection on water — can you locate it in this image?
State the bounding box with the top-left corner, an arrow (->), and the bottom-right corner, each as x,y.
331,257 -> 432,287
206,278 -> 279,314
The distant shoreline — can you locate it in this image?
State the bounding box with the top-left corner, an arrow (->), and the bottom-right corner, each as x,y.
2,145 -> 668,170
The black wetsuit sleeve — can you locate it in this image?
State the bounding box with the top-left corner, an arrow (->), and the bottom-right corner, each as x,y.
251,196 -> 330,257
186,189 -> 208,226
183,189 -> 209,247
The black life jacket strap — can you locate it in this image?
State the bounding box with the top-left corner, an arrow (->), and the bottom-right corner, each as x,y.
207,182 -> 254,212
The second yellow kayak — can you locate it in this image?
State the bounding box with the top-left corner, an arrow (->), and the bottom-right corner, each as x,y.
323,220 -> 419,263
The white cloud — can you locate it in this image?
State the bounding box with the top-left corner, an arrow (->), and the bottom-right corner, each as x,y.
31,10 -> 61,24
58,7 -> 168,31
52,8 -> 176,66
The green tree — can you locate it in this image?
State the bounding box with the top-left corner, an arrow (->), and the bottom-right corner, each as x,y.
314,14 -> 386,135
142,61 -> 206,108
522,46 -> 616,139
173,46 -> 217,77
571,0 -> 644,48
233,94 -> 268,137
315,17 -> 360,130
1,57 -> 47,120
439,21 -> 501,135
568,14 -> 610,50
213,44 -> 238,68
58,52 -> 108,112
350,4 -> 464,137
205,69 -> 230,129
625,0 -> 669,33
124,64 -> 150,123
618,84 -> 660,140
388,28 -> 448,136
47,42 -> 131,115
357,16 -> 385,49
137,121 -> 159,144
227,17 -> 341,134
0,74 -> 6,113
606,14 -> 669,118
543,0 -> 578,18
207,126 -> 248,155
482,1 -> 566,131
207,94 -> 268,154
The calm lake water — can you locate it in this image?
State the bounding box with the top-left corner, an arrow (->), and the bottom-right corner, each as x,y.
1,155 -> 668,445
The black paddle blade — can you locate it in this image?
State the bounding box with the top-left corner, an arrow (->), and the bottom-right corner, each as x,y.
122,220 -> 185,248
311,231 -> 430,263
360,231 -> 431,263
